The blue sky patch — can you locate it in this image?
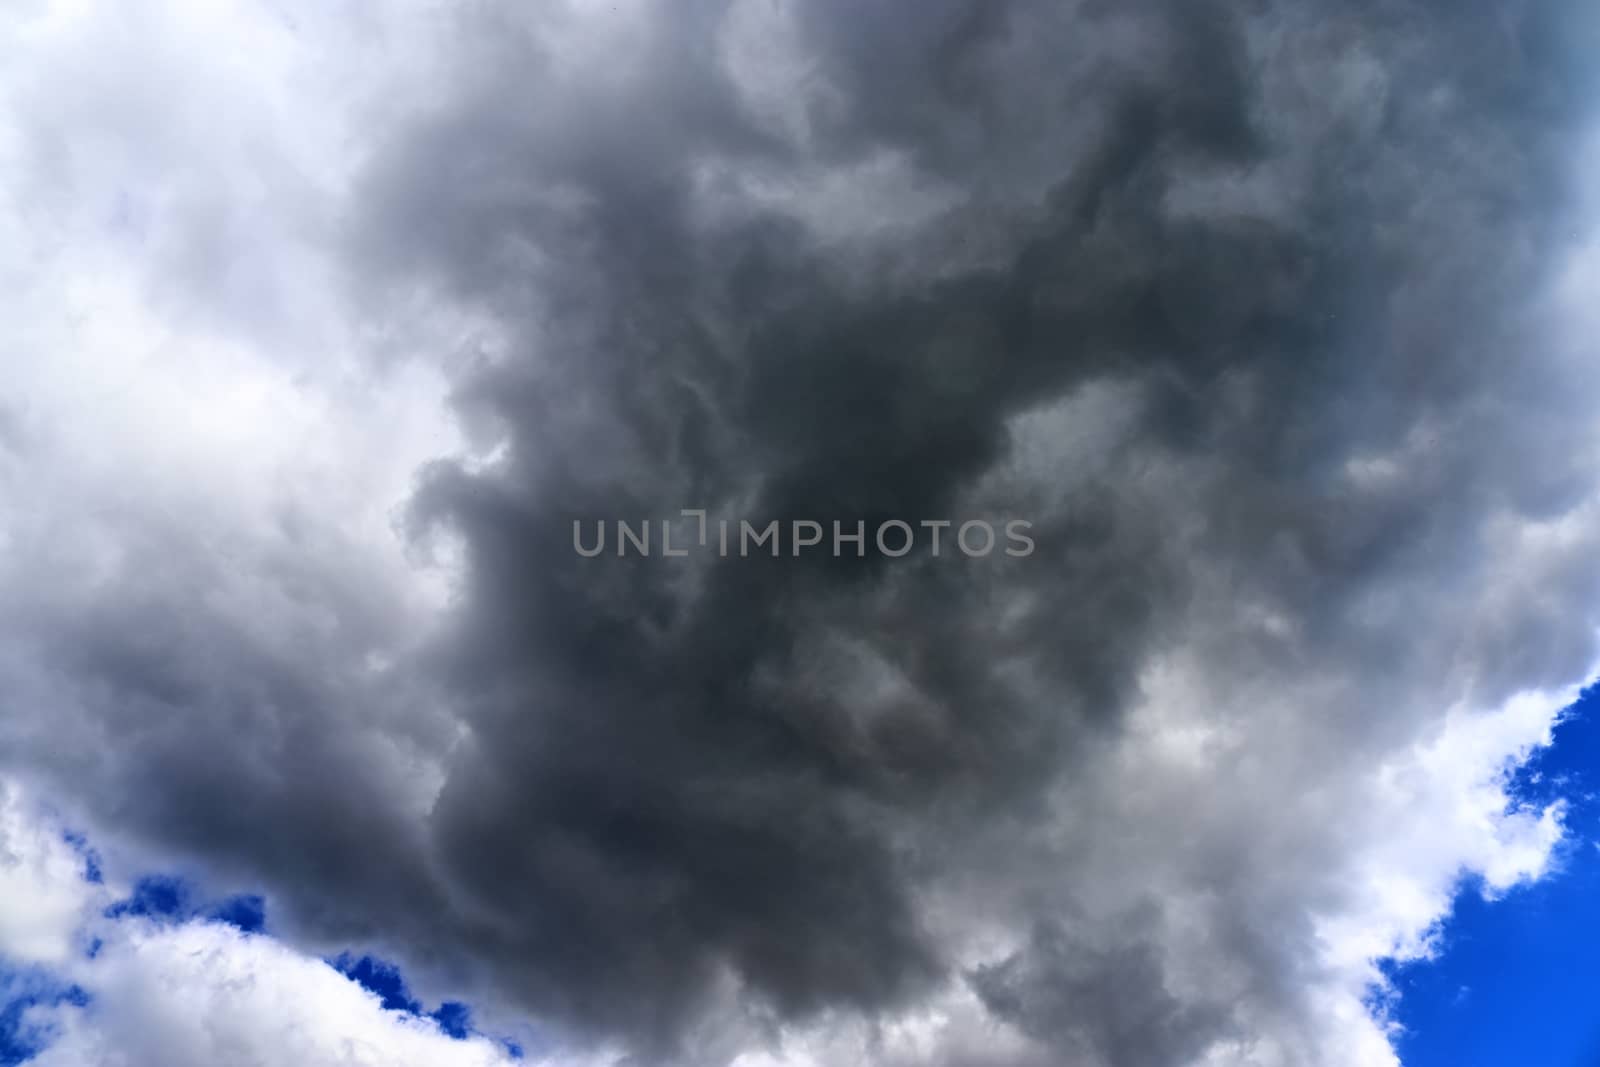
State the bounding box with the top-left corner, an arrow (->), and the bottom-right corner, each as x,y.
329,953 -> 477,1040
1390,685 -> 1600,1067
59,832 -> 101,885
103,874 -> 190,922
0,973 -> 89,1067
207,895 -> 267,935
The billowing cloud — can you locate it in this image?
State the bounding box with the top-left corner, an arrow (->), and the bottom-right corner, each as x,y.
3,1 -> 1600,1065
28,922 -> 527,1067
0,783 -> 94,966
0,780 -> 530,1067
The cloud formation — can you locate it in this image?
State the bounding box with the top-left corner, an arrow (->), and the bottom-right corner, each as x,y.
0,781 -> 530,1067
3,1 -> 1600,1064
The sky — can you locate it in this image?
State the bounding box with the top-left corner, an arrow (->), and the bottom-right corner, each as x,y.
2,1 -> 1600,1066
1384,684 -> 1600,1067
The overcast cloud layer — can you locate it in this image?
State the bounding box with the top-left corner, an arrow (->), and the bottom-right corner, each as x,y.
4,2 -> 1600,1065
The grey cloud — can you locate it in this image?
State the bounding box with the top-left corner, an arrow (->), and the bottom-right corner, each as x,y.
970,917 -> 1233,1067
5,1 -> 1600,1065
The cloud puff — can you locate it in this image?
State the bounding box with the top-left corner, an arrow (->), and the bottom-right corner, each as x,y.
0,784 -> 94,966
27,921 -> 525,1067
0,779 -> 530,1067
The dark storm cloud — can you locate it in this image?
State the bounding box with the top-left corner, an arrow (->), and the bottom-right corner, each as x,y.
358,0 -> 1271,1042
6,1 -> 1600,1064
970,916 -> 1231,1067
343,0 -> 1600,1050
0,503 -> 455,933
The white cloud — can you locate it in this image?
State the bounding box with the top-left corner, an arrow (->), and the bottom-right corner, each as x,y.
0,775 -> 542,1067
29,921 -> 525,1067
0,782 -> 94,966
